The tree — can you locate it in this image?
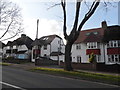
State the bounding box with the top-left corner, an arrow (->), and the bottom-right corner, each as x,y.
61,0 -> 100,71
0,0 -> 23,41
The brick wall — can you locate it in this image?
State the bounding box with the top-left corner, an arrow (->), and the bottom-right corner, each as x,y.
60,61 -> 97,70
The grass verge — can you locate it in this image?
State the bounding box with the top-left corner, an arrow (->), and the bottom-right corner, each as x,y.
30,67 -> 120,85
0,62 -> 11,66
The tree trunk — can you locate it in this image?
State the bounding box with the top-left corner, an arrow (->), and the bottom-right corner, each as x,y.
64,41 -> 73,71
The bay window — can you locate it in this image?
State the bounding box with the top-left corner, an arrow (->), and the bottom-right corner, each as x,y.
87,42 -> 98,49
107,40 -> 120,48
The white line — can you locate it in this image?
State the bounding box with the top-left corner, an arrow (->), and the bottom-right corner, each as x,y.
0,81 -> 26,90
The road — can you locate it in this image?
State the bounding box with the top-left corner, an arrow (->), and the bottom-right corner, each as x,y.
1,66 -> 120,89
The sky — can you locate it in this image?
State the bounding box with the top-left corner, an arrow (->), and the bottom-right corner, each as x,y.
1,0 -> 119,44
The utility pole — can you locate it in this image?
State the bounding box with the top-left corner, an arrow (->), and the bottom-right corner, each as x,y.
36,19 -> 39,39
35,19 -> 39,60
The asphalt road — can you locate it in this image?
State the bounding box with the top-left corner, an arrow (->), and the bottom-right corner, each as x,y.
1,66 -> 120,89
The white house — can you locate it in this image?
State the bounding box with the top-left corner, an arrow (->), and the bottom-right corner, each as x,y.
71,21 -> 120,65
3,34 -> 33,60
31,34 -> 65,63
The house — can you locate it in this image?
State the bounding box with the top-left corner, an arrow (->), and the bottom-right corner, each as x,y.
3,41 -> 13,58
60,21 -> 120,72
71,21 -> 120,65
0,41 -> 5,59
31,34 -> 65,64
3,34 -> 33,60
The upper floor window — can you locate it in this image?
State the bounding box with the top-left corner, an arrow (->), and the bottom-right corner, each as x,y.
87,42 -> 98,49
93,32 -> 99,35
76,44 -> 81,50
44,45 -> 47,50
58,41 -> 60,44
107,40 -> 120,48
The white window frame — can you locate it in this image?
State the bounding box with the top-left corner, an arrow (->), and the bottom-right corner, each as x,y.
44,45 -> 47,50
77,56 -> 81,63
76,44 -> 81,50
87,42 -> 98,49
107,55 -> 120,63
107,40 -> 120,48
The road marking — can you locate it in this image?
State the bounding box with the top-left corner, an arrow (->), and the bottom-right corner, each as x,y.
0,81 -> 26,90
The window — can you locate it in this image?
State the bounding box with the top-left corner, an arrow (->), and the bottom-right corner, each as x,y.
114,55 -> 118,62
43,37 -> 49,40
87,42 -> 98,49
95,55 -> 100,62
86,32 -> 91,36
93,32 -> 98,35
44,45 -> 47,50
108,55 -> 111,62
76,44 -> 81,50
108,55 -> 120,63
118,40 -> 120,47
107,40 -> 120,48
77,56 -> 81,63
58,41 -> 60,44
119,55 -> 120,63
111,55 -> 114,62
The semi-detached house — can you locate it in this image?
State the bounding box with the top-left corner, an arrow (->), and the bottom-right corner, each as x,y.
3,34 -> 33,60
31,34 -> 65,63
71,21 -> 120,65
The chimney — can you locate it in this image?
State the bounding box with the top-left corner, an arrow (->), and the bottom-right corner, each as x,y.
21,34 -> 26,38
101,21 -> 107,29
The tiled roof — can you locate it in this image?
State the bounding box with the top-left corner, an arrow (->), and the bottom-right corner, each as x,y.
103,25 -> 120,42
6,34 -> 33,49
83,32 -> 103,42
31,38 -> 42,46
74,25 -> 120,43
74,28 -> 104,43
32,34 -> 62,46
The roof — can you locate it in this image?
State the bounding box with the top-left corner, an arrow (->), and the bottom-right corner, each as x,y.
74,25 -> 120,44
6,41 -> 13,46
6,34 -> 33,49
32,34 -> 62,46
74,28 -> 104,44
31,38 -> 42,46
103,25 -> 120,42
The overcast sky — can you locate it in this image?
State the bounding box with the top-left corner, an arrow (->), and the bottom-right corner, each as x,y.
2,0 -> 119,44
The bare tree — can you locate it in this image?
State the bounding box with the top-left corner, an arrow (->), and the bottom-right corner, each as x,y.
0,0 -> 23,41
61,0 -> 100,71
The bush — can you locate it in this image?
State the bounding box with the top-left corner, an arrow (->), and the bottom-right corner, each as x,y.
6,56 -> 15,60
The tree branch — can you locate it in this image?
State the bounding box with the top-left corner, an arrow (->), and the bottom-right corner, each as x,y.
1,32 -> 18,41
1,26 -> 23,41
0,20 -> 13,39
78,0 -> 100,31
47,3 -> 61,10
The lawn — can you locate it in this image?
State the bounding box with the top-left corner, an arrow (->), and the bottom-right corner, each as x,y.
0,62 -> 11,66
